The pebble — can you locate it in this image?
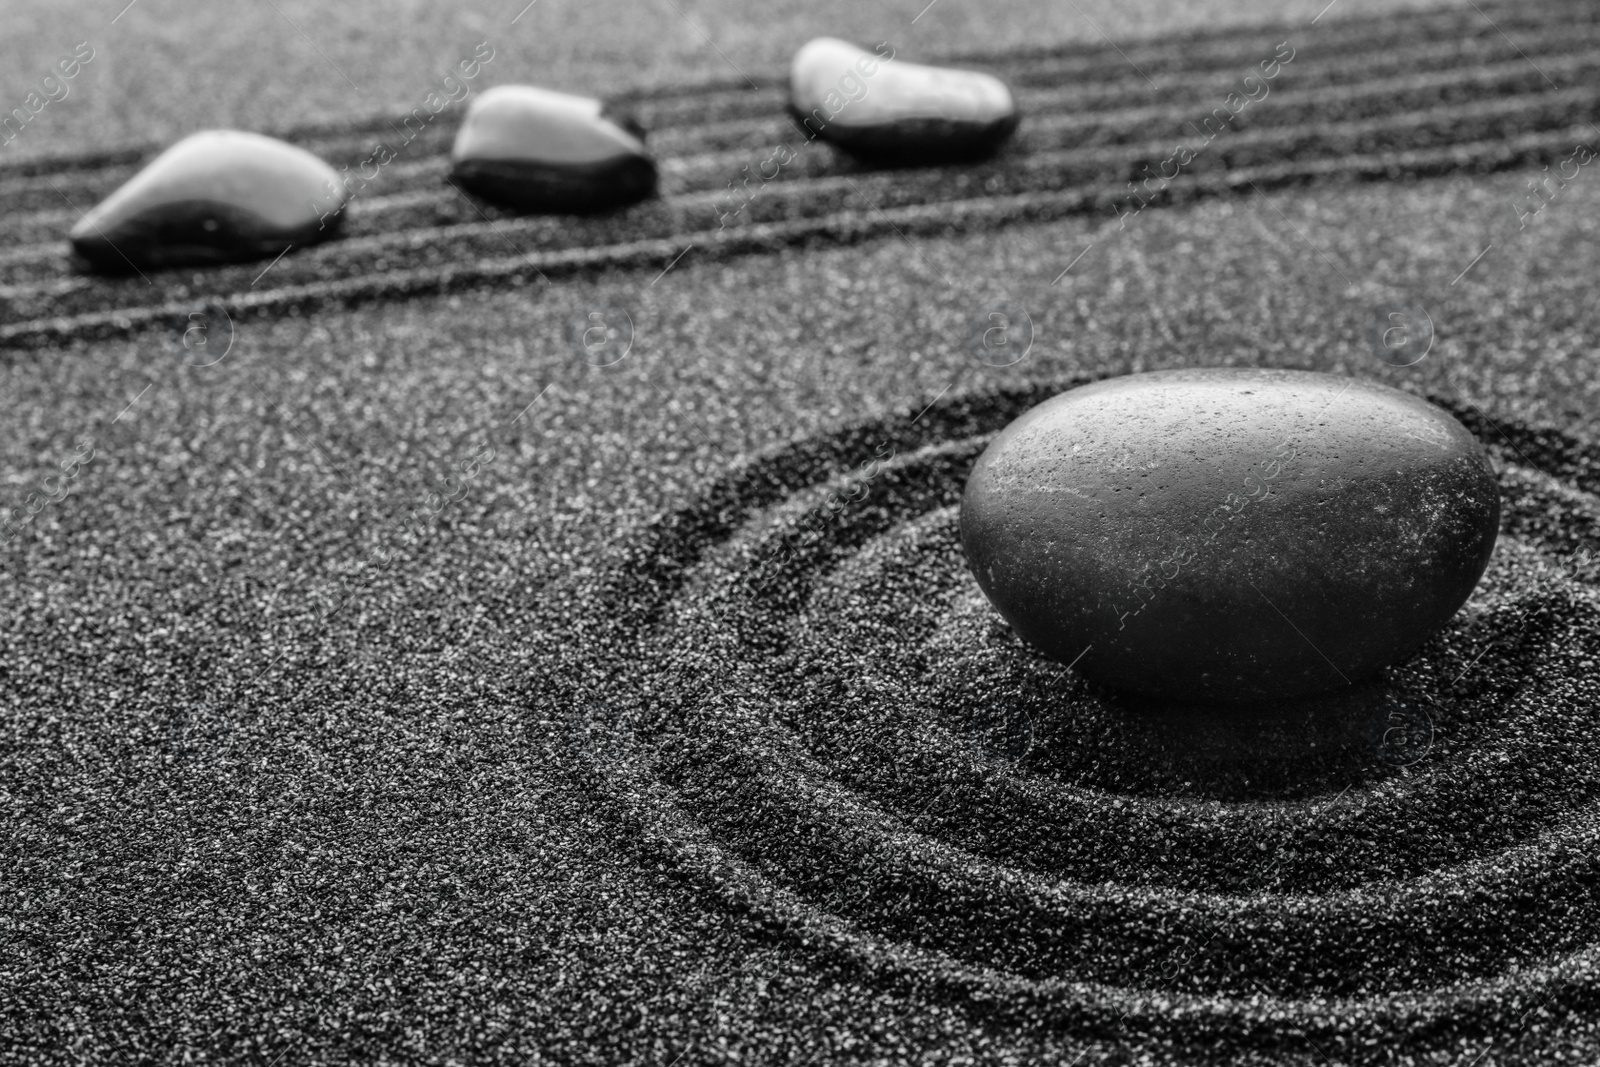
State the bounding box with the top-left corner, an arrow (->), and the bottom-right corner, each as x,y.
449,85 -> 657,212
788,37 -> 1019,163
959,368 -> 1502,704
69,130 -> 346,271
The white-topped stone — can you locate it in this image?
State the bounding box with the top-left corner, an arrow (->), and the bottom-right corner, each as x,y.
449,85 -> 656,212
789,38 -> 1019,162
69,130 -> 345,271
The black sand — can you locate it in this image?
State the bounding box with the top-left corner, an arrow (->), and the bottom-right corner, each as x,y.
4,2 -> 1600,1064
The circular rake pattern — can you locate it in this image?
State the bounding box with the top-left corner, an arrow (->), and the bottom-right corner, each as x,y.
545,378 -> 1600,1062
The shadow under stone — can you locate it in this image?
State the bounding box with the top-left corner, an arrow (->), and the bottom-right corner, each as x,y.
962,653 -> 1428,802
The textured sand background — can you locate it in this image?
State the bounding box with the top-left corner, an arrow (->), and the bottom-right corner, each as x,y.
4,0 -> 1460,157
4,1 -> 1600,1065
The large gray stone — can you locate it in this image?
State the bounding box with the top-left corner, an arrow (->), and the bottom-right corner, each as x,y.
69,130 -> 346,272
959,369 -> 1501,704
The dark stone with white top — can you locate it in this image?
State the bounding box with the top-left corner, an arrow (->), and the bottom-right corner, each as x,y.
959,368 -> 1501,704
69,130 -> 346,272
788,37 -> 1019,163
449,85 -> 656,213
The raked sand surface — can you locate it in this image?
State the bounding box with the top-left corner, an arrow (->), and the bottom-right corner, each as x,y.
4,1 -> 1600,1064
6,0 -> 1467,157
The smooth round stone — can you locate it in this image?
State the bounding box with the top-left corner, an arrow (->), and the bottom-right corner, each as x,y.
788,37 -> 1019,163
449,85 -> 656,213
69,130 -> 346,271
959,369 -> 1501,705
